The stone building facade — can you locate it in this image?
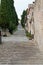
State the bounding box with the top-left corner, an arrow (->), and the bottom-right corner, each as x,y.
25,0 -> 43,51
25,3 -> 35,35
34,0 -> 43,51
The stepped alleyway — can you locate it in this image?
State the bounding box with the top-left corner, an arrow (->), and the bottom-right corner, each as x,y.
0,24 -> 43,65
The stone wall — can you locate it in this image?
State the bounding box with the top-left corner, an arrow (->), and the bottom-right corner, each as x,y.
34,0 -> 43,51
25,4 -> 35,35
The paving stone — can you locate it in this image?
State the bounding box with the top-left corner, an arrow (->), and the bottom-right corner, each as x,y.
0,24 -> 43,65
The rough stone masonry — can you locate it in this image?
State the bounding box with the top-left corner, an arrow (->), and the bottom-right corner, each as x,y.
34,0 -> 43,51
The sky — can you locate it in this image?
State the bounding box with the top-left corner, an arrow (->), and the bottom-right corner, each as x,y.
14,0 -> 35,19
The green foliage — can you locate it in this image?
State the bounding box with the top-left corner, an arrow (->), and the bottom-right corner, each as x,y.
0,0 -> 18,33
26,31 -> 31,37
26,31 -> 34,40
8,21 -> 16,34
21,10 -> 27,28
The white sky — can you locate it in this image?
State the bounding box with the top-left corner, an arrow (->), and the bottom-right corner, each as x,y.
14,0 -> 35,19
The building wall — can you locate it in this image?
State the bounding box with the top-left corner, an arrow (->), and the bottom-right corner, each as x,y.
34,0 -> 43,51
26,4 -> 35,35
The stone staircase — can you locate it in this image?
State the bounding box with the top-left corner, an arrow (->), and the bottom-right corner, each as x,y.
1,24 -> 43,65
0,41 -> 43,65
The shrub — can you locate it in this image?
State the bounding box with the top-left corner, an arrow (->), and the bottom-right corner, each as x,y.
26,31 -> 34,40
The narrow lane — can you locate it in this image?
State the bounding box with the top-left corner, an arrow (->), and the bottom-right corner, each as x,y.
2,24 -> 29,42
0,24 -> 43,65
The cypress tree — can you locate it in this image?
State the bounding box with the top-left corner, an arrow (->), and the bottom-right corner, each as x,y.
21,10 -> 27,28
0,0 -> 18,34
